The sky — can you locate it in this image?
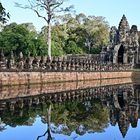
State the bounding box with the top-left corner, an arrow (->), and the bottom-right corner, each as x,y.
1,0 -> 140,31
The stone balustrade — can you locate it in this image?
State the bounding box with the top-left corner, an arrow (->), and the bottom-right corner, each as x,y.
0,51 -> 133,72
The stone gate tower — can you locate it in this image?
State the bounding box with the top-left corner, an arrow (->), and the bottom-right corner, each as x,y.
105,15 -> 139,64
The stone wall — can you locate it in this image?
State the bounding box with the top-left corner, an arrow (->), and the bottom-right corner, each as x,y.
0,71 -> 132,86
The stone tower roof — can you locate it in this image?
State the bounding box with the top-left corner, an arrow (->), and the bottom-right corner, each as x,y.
118,14 -> 130,32
119,122 -> 129,138
118,111 -> 129,138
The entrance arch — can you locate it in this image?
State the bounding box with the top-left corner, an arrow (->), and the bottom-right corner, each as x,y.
118,45 -> 124,64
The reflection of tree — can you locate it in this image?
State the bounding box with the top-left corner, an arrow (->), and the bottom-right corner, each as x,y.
0,118 -> 6,132
0,99 -> 109,136
0,107 -> 36,127
49,99 -> 109,135
37,104 -> 53,140
36,99 -> 109,139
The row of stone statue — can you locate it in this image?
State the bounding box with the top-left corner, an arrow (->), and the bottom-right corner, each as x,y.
0,51 -> 132,71
0,84 -> 133,111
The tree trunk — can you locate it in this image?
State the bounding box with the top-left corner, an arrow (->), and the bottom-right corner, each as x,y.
47,104 -> 52,140
48,22 -> 51,61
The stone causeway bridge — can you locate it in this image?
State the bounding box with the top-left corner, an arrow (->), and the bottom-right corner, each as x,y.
0,51 -> 134,86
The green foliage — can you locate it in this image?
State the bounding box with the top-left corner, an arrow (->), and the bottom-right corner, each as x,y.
65,40 -> 83,54
90,47 -> 102,54
39,13 -> 109,55
56,13 -> 109,54
0,13 -> 109,56
51,41 -> 64,56
0,23 -> 27,54
0,23 -> 47,56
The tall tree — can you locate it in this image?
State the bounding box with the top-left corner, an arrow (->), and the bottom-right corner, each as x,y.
82,16 -> 109,53
16,0 -> 73,60
0,2 -> 10,24
58,13 -> 109,54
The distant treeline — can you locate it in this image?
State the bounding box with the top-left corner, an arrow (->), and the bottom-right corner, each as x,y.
0,13 -> 110,57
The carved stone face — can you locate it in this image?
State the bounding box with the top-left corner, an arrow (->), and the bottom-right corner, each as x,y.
106,15 -> 140,64
110,26 -> 117,44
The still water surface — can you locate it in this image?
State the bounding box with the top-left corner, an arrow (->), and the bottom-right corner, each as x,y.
0,82 -> 140,140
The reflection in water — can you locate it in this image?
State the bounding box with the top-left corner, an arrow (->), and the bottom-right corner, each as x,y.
0,118 -> 6,132
37,105 -> 52,140
0,83 -> 140,139
110,87 -> 139,138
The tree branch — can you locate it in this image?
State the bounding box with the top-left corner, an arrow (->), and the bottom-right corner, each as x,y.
15,0 -> 74,26
33,9 -> 48,22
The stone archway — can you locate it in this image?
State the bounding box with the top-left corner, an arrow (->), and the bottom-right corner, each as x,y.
118,45 -> 124,64
117,93 -> 125,108
113,44 -> 126,64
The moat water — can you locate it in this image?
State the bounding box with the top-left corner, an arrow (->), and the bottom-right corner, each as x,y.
0,81 -> 140,140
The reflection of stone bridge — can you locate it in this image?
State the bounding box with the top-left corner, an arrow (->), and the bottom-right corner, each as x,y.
0,81 -> 140,138
0,78 -> 132,100
0,81 -> 135,116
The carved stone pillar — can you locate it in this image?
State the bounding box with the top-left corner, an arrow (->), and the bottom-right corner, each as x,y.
17,52 -> 24,70
7,51 -> 16,70
32,57 -> 39,70
39,56 -> 46,70
45,57 -> 51,71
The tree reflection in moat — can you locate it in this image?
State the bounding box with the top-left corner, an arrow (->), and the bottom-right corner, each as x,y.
0,99 -> 109,139
55,100 -> 107,133
0,83 -> 140,139
37,99 -> 109,140
0,118 -> 6,132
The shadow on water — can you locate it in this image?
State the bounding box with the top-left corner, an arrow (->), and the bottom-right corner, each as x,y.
0,81 -> 140,139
